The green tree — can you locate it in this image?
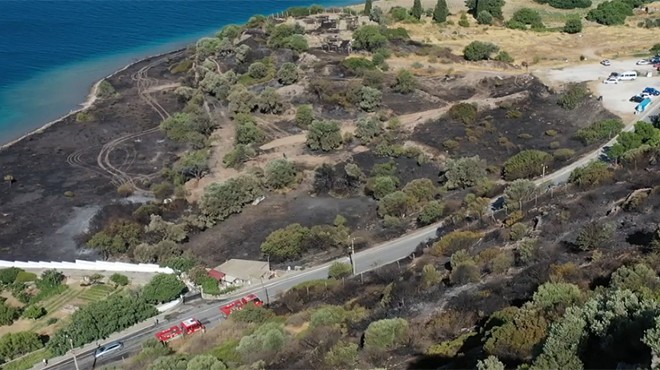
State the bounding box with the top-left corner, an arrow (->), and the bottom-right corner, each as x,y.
444,156 -> 487,189
530,282 -> 583,318
418,200 -> 445,225
484,307 -> 548,361
0,302 -> 20,326
422,264 -> 443,288
366,174 -> 400,199
97,80 -> 117,99
610,263 -> 660,296
477,10 -> 494,24
411,0 -> 424,19
0,267 -> 22,284
352,25 -> 388,51
463,41 -> 500,61
142,274 -> 186,304
393,69 -> 418,94
464,193 -> 491,219
651,43 -> 660,55
378,191 -> 415,217
227,84 -> 257,115
110,273 -> 129,287
295,105 -> 315,129
575,119 -> 624,146
261,224 -> 311,260
504,179 -> 537,211
466,0 -> 505,18
503,150 -> 553,180
265,159 -> 297,189
148,355 -> 189,370
364,0 -> 373,15
432,230 -> 483,256
511,8 -> 543,25
0,331 -> 44,361
199,175 -> 262,223
364,318 -> 410,350
586,0 -> 633,25
329,262 -> 353,279
402,178 -> 437,203
173,149 -> 210,181
433,0 -> 449,22
563,18 -> 582,33
87,220 -> 143,258
306,120 -> 343,151
277,62 -> 299,85
354,116 -> 383,144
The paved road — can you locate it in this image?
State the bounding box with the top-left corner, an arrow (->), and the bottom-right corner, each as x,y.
44,100 -> 660,370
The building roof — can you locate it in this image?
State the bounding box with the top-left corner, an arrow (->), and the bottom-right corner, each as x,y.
207,269 -> 225,281
215,259 -> 270,282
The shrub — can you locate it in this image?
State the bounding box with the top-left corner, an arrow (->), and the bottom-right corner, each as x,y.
553,148 -> 576,161
502,150 -> 553,180
459,13 -> 470,27
328,262 -> 353,279
359,86 -> 382,112
223,144 -> 256,169
277,62 -> 299,85
110,273 -> 129,287
506,20 -> 528,30
0,331 -> 44,361
325,341 -> 359,368
575,221 -> 614,251
494,51 -> 514,63
536,0 -> 591,9
378,191 -> 415,217
364,318 -> 409,350
257,87 -> 284,114
307,120 -> 343,151
0,302 -> 19,326
569,161 -> 612,188
477,10 -> 494,24
466,0 -> 505,19
352,25 -> 388,51
268,23 -> 304,48
248,62 -> 268,79
142,274 -> 186,304
511,8 -> 543,25
265,159 -> 297,189
444,156 -> 487,189
97,80 -> 117,98
22,305 -> 46,320
261,224 -> 311,260
418,200 -> 445,225
483,308 -> 548,361
14,271 -> 37,283
0,267 -> 22,285
392,69 -> 417,94
449,103 -> 478,124
463,41 -> 499,61
450,261 -> 481,285
200,175 -> 262,223
432,230 -> 483,256
563,18 -> 583,33
557,83 -> 589,110
382,27 -> 410,41
586,0 -> 633,25
575,119 -> 624,145
354,116 -> 383,144
230,304 -> 275,324
342,57 -> 375,74
295,105 -> 315,129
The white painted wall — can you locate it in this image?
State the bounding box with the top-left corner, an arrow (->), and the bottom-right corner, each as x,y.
0,259 -> 174,274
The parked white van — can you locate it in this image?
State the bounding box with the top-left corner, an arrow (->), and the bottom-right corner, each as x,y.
619,71 -> 638,81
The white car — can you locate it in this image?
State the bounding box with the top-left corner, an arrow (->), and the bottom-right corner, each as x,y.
603,77 -> 619,84
637,59 -> 651,65
95,342 -> 123,358
600,59 -> 611,66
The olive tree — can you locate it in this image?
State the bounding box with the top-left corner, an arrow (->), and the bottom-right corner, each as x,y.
265,159 -> 298,189
306,120 -> 343,151
277,62 -> 299,85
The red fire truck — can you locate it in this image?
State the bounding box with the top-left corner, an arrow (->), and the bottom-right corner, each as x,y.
155,318 -> 205,342
220,294 -> 264,317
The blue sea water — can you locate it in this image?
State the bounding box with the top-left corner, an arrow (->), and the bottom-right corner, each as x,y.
0,0 -> 353,144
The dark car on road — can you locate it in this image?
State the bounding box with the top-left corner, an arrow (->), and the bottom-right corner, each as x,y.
94,341 -> 123,358
630,95 -> 645,103
643,87 -> 660,96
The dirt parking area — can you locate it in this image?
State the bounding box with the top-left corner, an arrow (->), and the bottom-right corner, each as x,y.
537,58 -> 660,118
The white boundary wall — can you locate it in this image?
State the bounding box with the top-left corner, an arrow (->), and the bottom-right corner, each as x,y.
0,259 -> 174,274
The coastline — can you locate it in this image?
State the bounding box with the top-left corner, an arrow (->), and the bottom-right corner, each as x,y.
0,48 -> 184,151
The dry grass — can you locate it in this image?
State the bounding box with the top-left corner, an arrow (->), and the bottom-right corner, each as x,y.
176,320 -> 252,355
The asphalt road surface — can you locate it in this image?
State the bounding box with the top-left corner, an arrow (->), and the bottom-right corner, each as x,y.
46,102 -> 660,370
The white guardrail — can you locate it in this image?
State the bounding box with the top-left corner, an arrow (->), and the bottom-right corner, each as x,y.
0,259 -> 174,274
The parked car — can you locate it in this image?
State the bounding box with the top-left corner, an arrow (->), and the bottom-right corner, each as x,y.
603,77 -> 619,84
95,342 -> 123,358
600,59 -> 611,66
637,59 -> 651,65
630,95 -> 645,103
650,56 -> 660,64
643,87 -> 660,96
641,92 -> 653,99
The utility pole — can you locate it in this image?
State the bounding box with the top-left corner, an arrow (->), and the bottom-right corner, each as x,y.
541,164 -> 547,179
260,276 -> 270,305
349,237 -> 357,276
67,336 -> 80,370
